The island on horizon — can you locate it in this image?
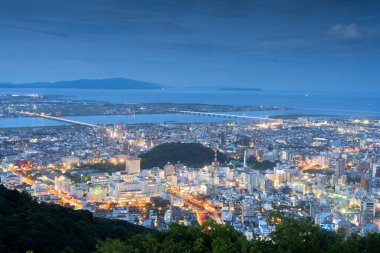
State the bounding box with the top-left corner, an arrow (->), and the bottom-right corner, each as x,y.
0,78 -> 163,90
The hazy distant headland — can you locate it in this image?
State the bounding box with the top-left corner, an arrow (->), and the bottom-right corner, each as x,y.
219,87 -> 262,91
0,78 -> 163,90
0,94 -> 288,118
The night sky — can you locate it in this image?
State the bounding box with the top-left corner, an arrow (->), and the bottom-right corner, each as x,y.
1,0 -> 379,91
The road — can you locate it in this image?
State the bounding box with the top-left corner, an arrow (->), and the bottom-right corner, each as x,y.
7,166 -> 82,209
169,187 -> 220,224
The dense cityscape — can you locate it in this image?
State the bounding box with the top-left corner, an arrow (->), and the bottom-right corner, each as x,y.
2,104 -> 380,240
1,0 -> 380,252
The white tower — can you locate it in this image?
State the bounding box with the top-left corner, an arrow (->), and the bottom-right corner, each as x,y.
243,150 -> 247,168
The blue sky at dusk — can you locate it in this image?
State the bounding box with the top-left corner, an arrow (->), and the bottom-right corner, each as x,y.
0,0 -> 379,91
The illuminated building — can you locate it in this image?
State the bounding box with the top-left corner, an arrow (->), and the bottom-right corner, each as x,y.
61,156 -> 80,167
0,171 -> 22,186
125,157 -> 141,175
360,198 -> 375,225
111,205 -> 129,220
164,163 -> 175,177
372,163 -> 380,178
335,159 -> 345,178
246,171 -> 259,193
315,212 -> 333,225
88,185 -> 107,202
258,220 -> 271,237
221,206 -> 233,222
164,209 -> 172,223
54,175 -> 70,193
273,167 -> 290,188
242,197 -> 256,222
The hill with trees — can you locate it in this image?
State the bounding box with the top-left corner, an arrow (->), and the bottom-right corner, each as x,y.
247,156 -> 277,170
95,216 -> 380,253
1,185 -> 380,253
139,142 -> 227,169
0,185 -> 151,253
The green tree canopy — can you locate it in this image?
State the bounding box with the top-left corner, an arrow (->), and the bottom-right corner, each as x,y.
139,142 -> 227,169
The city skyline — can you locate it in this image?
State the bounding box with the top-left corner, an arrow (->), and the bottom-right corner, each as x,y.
2,2 -> 380,252
1,0 -> 380,91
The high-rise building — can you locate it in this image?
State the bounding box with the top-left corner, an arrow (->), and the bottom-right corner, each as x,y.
125,157 -> 141,175
221,206 -> 233,222
360,173 -> 370,190
164,163 -> 175,177
360,198 -> 375,225
357,161 -> 370,173
54,175 -> 70,193
372,163 -> 380,178
247,171 -> 259,193
242,197 -> 256,222
335,159 -> 345,177
164,209 -> 172,223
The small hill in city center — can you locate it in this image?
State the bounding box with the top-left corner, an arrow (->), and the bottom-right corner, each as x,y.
139,142 -> 227,169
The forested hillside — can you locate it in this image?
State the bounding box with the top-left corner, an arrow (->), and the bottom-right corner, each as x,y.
139,142 -> 227,169
0,186 -> 151,253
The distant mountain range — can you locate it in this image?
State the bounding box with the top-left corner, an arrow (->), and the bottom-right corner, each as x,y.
0,78 -> 163,90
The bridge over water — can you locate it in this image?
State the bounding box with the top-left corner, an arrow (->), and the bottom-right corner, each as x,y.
175,110 -> 278,121
19,110 -> 280,128
19,112 -> 99,128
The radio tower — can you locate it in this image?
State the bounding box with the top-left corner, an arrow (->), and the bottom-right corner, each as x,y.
212,145 -> 219,166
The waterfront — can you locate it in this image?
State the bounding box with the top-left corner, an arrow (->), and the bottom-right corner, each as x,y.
1,88 -> 380,128
0,108 -> 373,128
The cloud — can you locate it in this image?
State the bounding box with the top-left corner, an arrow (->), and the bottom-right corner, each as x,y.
0,22 -> 69,38
328,23 -> 362,40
